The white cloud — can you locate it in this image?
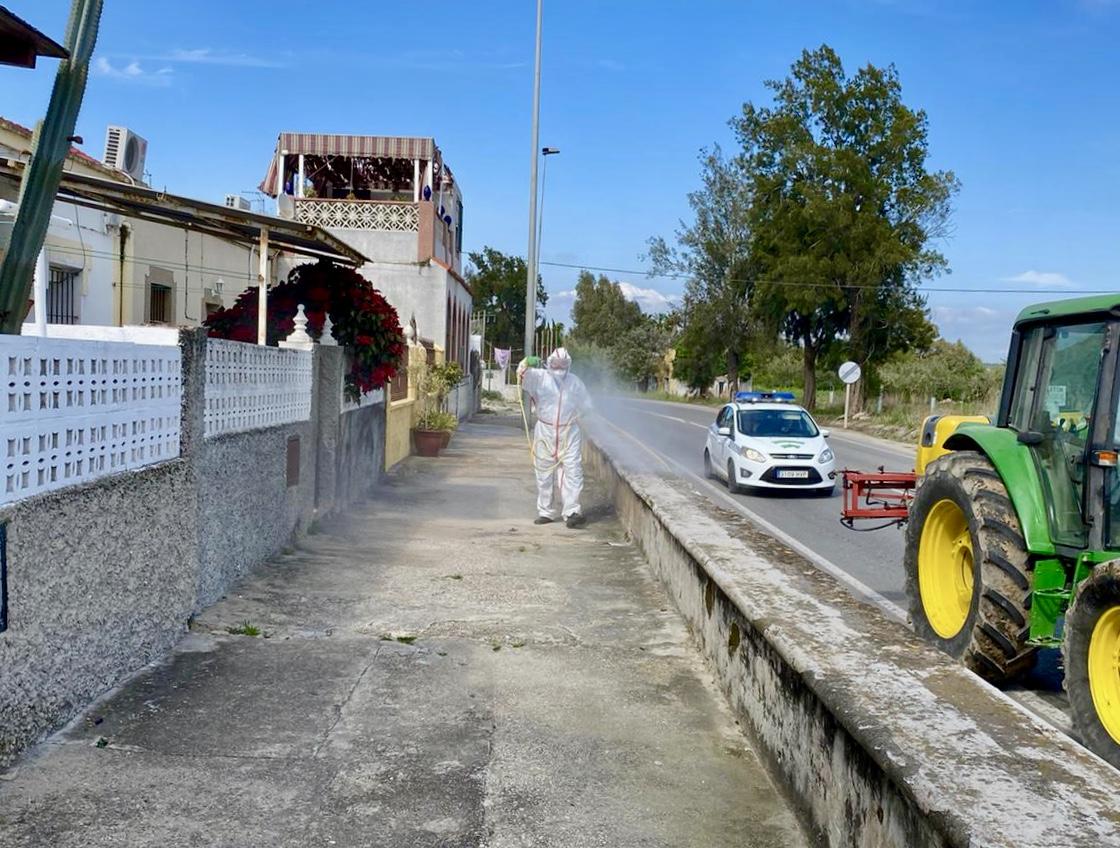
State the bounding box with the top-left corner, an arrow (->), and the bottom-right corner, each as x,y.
931,305 -> 1002,324
94,58 -> 173,86
1001,270 -> 1075,288
617,281 -> 677,313
160,48 -> 285,68
548,283 -> 677,313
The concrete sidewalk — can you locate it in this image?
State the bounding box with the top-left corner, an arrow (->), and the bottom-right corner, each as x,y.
0,417 -> 806,847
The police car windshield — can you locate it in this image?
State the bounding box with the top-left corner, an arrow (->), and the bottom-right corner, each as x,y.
738,409 -> 819,438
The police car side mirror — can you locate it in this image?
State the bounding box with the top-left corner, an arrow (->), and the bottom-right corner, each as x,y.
821,429 -> 831,438
718,426 -> 731,437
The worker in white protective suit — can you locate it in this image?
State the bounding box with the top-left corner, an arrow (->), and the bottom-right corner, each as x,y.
518,348 -> 593,528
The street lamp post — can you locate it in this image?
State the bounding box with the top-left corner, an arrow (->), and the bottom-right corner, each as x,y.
523,0 -> 544,360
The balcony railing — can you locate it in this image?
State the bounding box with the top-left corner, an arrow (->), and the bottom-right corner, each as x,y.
294,199 -> 419,232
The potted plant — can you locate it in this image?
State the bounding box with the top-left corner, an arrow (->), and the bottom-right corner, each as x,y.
413,410 -> 446,457
412,361 -> 453,457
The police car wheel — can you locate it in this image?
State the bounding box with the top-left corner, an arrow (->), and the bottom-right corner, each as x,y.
727,460 -> 742,495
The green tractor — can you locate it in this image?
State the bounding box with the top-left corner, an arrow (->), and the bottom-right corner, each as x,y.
903,294 -> 1120,766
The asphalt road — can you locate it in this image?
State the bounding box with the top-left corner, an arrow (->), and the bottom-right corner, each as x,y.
594,395 -> 913,609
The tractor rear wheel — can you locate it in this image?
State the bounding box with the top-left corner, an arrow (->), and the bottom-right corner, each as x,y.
904,451 -> 1036,684
1063,561 -> 1120,769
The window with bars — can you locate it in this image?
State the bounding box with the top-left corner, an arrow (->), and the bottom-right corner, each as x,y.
47,266 -> 79,324
149,283 -> 172,324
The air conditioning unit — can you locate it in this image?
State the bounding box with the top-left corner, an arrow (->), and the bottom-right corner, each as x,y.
225,194 -> 252,211
103,126 -> 147,182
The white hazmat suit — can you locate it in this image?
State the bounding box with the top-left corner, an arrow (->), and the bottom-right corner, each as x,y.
519,349 -> 592,525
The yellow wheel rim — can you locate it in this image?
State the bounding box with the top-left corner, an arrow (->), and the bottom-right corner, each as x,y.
918,499 -> 975,639
1088,607 -> 1120,745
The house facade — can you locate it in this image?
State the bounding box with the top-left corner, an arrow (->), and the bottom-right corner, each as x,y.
260,133 -> 472,367
0,118 -> 356,332
0,117 -> 126,327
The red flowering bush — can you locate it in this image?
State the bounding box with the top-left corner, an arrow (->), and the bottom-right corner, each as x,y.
204,261 -> 404,400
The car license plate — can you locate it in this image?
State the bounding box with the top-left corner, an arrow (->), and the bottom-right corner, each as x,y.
777,470 -> 809,479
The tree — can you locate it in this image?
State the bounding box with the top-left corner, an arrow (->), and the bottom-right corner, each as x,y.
569,270 -> 643,347
879,339 -> 997,403
613,318 -> 672,390
672,316 -> 722,395
736,45 -> 956,410
648,147 -> 755,396
465,247 -> 547,352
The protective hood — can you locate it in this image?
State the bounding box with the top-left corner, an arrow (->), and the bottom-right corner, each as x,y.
547,347 -> 572,374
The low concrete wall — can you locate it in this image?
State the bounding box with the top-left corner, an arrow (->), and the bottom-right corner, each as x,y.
386,398 -> 416,470
193,420 -> 317,609
0,461 -> 197,766
335,403 -> 386,504
0,332 -> 390,768
584,423 -> 1120,847
446,379 -> 476,421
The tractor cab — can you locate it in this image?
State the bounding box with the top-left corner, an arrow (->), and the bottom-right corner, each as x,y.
995,297 -> 1120,554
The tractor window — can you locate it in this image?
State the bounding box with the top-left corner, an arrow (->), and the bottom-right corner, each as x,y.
1018,321 -> 1107,546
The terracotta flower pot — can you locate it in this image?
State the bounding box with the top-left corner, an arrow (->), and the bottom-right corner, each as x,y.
440,430 -> 452,449
413,429 -> 443,457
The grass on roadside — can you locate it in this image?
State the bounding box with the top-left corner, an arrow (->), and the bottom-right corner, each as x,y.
227,621 -> 262,637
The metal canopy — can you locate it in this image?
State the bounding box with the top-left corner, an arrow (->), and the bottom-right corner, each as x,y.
0,163 -> 369,266
0,6 -> 69,68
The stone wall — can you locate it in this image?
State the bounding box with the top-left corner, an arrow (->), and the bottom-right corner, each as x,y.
0,331 -> 387,767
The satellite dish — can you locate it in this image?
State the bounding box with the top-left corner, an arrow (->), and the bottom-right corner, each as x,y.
277,193 -> 295,220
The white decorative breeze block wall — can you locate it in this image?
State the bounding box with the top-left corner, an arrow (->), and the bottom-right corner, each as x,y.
295,200 -> 419,232
1,335 -> 182,506
204,339 -> 313,438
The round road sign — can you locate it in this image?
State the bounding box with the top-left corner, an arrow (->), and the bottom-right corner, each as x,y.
838,361 -> 861,385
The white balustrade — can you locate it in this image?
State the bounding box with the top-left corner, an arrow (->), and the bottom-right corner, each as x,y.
204,339 -> 312,438
1,335 -> 182,505
294,199 -> 419,231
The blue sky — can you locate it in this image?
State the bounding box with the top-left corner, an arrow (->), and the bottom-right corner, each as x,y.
4,0 -> 1119,361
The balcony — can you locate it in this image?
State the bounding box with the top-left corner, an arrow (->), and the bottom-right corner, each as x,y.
293,198 -> 460,273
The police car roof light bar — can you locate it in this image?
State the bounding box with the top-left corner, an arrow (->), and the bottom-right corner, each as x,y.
734,390 -> 796,404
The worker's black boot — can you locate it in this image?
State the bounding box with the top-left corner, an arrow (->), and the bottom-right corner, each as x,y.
565,513 -> 586,529
534,516 -> 554,525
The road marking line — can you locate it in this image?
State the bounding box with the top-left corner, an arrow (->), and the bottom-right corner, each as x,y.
644,411 -> 707,429
596,418 -> 907,622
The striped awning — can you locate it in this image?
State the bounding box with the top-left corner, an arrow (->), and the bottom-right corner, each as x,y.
260,132 -> 445,196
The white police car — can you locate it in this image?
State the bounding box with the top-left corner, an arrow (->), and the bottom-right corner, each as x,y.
703,391 -> 836,495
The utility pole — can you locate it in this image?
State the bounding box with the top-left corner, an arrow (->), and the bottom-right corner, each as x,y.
523,0 -> 543,359
0,0 -> 104,333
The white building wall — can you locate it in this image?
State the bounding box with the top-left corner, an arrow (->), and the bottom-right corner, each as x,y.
0,195 -> 117,329
123,218 -> 261,326
364,261 -> 449,345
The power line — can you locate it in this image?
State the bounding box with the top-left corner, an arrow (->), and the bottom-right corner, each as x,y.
538,259 -> 1117,296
